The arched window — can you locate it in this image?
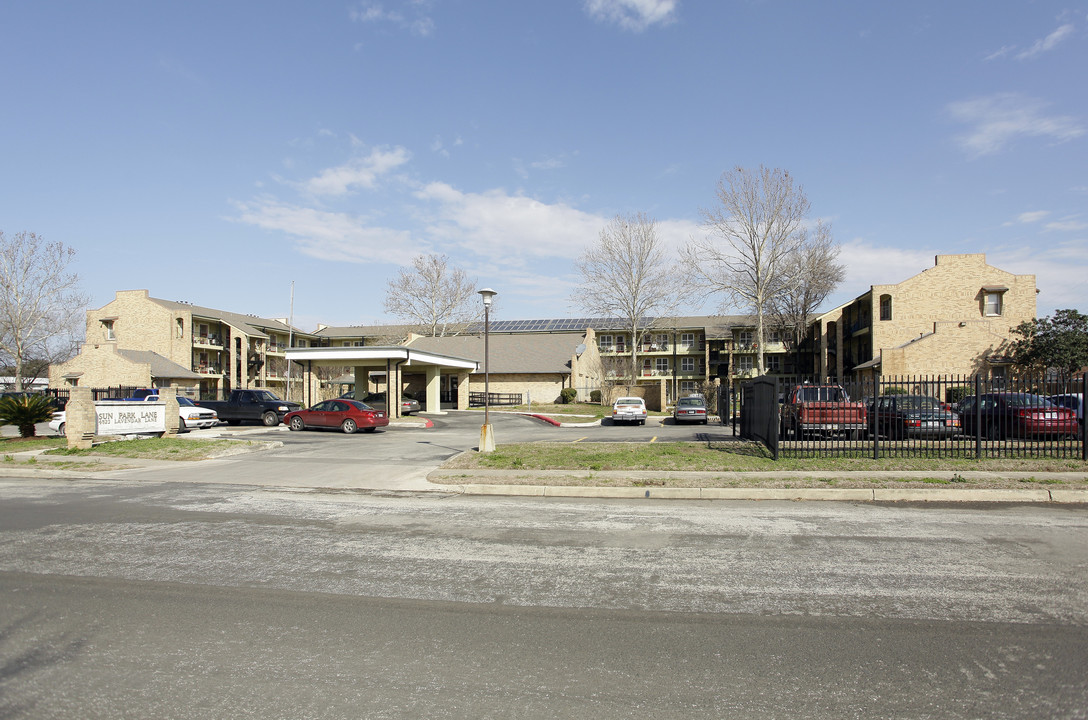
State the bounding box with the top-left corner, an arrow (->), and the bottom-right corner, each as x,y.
879,294 -> 892,321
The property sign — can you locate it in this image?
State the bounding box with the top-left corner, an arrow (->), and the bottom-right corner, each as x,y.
95,402 -> 167,435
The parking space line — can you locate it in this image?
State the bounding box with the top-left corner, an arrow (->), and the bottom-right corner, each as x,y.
649,436 -> 657,443
572,437 -> 588,443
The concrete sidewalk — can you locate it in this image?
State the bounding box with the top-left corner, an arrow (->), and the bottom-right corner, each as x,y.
2,440 -> 1087,503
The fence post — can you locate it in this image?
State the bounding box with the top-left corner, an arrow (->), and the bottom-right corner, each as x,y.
1083,372 -> 1087,463
974,374 -> 982,459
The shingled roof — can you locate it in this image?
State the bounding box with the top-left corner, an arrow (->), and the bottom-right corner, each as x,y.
407,332 -> 585,375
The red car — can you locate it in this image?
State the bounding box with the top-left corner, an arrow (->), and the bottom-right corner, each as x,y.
959,392 -> 1078,439
285,399 -> 389,434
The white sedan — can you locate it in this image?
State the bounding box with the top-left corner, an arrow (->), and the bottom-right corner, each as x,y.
49,397 -> 219,434
611,396 -> 648,426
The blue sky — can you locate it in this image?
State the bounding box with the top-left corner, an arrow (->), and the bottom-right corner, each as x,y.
2,1 -> 1085,332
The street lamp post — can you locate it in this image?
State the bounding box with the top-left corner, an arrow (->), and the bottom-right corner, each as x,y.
478,287 -> 497,452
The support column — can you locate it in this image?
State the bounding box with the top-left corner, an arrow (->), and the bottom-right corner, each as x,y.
425,366 -> 441,414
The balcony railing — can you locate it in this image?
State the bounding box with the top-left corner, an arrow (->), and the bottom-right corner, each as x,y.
194,335 -> 224,348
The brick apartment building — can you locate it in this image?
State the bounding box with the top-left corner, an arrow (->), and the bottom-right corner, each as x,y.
49,254 -> 1037,407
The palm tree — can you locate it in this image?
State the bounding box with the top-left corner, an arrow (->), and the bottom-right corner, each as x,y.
0,395 -> 56,438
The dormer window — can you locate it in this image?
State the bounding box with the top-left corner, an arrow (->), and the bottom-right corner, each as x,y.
101,318 -> 116,340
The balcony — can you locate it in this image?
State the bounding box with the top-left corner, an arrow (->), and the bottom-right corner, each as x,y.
194,335 -> 224,348
195,365 -> 223,375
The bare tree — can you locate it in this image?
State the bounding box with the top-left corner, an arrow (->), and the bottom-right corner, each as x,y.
0,231 -> 89,391
382,254 -> 478,337
768,220 -> 845,377
571,213 -> 678,389
683,166 -> 813,375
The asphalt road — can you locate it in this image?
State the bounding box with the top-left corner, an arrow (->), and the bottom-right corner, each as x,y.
1,481 -> 1086,718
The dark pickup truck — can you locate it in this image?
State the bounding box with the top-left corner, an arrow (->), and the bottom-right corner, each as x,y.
194,389 -> 300,426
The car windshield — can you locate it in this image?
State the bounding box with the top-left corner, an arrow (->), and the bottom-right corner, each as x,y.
176,397 -> 195,407
346,400 -> 375,411
896,396 -> 940,412
615,398 -> 642,406
250,390 -> 282,402
1003,394 -> 1055,408
797,387 -> 845,402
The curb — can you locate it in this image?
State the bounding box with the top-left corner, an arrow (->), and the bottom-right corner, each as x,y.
433,482 -> 1088,503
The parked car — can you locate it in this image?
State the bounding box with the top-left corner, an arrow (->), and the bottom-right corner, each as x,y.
869,394 -> 960,439
193,389 -> 300,426
958,392 -> 1078,439
612,397 -> 647,425
1047,393 -> 1084,439
149,396 -> 220,430
49,396 -> 219,434
285,399 -> 389,434
340,390 -> 420,415
779,384 -> 868,439
672,396 -> 708,425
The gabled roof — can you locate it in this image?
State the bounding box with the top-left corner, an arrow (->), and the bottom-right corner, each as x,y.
407,332 -> 585,374
150,298 -> 306,339
116,350 -> 202,380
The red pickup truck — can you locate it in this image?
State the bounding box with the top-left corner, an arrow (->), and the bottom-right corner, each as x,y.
780,384 -> 868,439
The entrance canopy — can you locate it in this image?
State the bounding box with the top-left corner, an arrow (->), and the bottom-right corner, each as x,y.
285,345 -> 478,415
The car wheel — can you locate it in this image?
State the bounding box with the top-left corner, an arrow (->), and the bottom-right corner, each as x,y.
262,411 -> 278,427
179,418 -> 189,433
985,422 -> 1002,440
289,416 -> 305,431
57,423 -> 65,436
639,419 -> 645,426
701,418 -> 708,425
341,418 -> 358,434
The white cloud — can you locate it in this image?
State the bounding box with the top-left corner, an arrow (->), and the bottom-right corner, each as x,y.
1044,217 -> 1088,232
1004,210 -> 1050,226
947,93 -> 1085,157
413,182 -> 605,264
985,22 -> 1076,61
231,198 -> 419,265
349,1 -> 435,36
584,0 -> 678,32
302,146 -> 411,196
1016,23 -> 1075,60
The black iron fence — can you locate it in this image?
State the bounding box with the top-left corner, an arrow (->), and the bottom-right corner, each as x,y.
739,373 -> 1086,460
469,392 -> 523,407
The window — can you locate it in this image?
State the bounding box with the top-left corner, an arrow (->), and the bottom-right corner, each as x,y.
767,355 -> 782,373
736,330 -> 753,347
879,294 -> 892,321
680,381 -> 698,395
655,358 -> 669,374
176,318 -> 184,338
103,320 -> 115,340
680,333 -> 695,349
655,333 -> 669,349
983,292 -> 1002,316
767,329 -> 781,344
599,334 -> 614,351
736,356 -> 753,372
681,357 -> 696,372
614,334 -> 627,352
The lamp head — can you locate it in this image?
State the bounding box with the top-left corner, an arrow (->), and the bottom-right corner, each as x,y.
478,288 -> 497,308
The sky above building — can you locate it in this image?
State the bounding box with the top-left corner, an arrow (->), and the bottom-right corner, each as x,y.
2,1 -> 1085,332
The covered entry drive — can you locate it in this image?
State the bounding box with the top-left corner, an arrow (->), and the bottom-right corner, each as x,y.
285,346 -> 479,419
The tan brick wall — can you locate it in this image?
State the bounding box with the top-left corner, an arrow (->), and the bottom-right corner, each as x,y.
49,342 -> 153,388
470,373 -> 568,404
870,254 -> 1035,352
86,290 -> 194,368
815,254 -> 1035,377
879,320 -> 1017,376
